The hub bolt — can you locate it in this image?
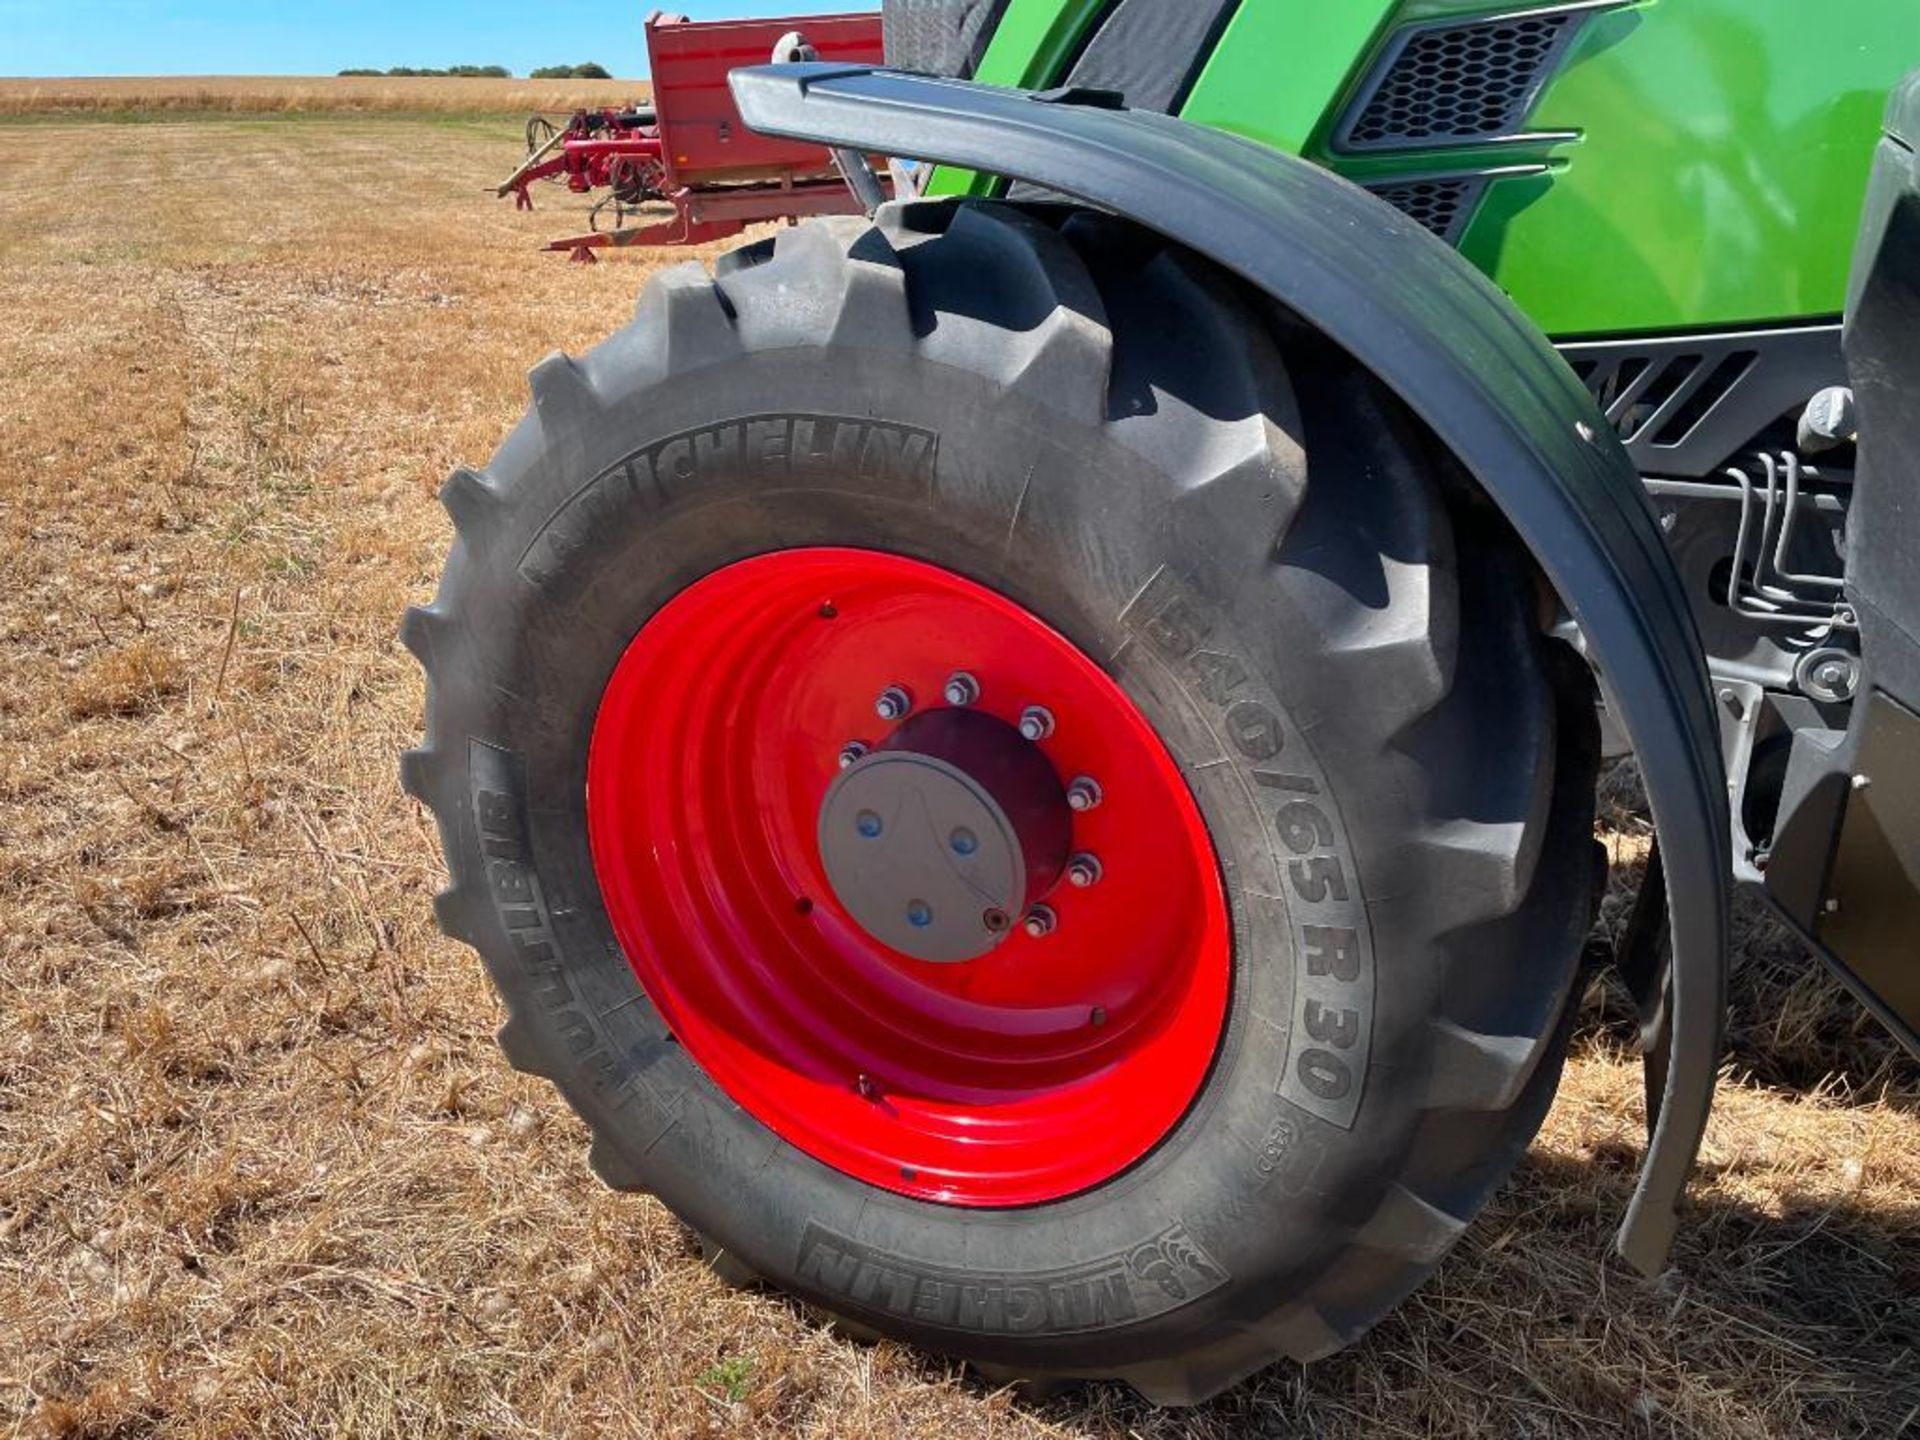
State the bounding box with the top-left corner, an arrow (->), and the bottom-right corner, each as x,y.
1066,776 -> 1103,813
1018,705 -> 1055,743
943,671 -> 981,707
1066,852 -> 1103,888
983,907 -> 1011,934
1023,904 -> 1058,939
875,685 -> 913,722
837,741 -> 869,770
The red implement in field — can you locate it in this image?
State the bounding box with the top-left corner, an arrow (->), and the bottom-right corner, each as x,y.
498,11 -> 885,260
502,106 -> 666,212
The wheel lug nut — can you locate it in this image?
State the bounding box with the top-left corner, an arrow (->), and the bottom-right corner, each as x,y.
875,685 -> 913,722
1023,905 -> 1058,939
943,671 -> 981,707
949,827 -> 978,856
1066,776 -> 1103,812
1018,705 -> 1055,742
837,741 -> 869,770
1066,852 -> 1103,888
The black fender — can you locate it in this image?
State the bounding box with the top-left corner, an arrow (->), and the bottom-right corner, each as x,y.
728,64 -> 1729,1275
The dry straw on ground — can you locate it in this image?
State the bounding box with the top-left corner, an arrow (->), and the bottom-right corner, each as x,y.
0,75 -> 649,118
0,108 -> 1915,1440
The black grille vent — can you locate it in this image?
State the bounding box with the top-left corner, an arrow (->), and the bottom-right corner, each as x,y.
1558,327 -> 1845,477
1340,11 -> 1581,151
1367,177 -> 1486,245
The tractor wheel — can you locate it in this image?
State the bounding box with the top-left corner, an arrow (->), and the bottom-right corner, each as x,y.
402,201 -> 1600,1405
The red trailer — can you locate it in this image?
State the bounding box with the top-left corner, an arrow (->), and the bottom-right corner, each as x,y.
499,11 -> 886,259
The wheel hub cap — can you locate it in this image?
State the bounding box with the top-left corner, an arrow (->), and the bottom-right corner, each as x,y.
818,710 -> 1070,963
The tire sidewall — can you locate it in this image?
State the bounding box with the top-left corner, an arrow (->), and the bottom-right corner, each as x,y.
442,346 -> 1438,1368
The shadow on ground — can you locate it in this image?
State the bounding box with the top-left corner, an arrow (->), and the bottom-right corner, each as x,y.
971,836 -> 1920,1437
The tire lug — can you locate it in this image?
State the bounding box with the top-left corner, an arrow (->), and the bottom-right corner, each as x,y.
1066,852 -> 1103,888
837,741 -> 869,770
875,685 -> 913,722
1017,705 -> 1054,742
1066,776 -> 1103,812
942,671 -> 980,707
1022,904 -> 1057,939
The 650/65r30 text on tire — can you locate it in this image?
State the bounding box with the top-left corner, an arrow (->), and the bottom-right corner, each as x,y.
400,200 -> 1600,1405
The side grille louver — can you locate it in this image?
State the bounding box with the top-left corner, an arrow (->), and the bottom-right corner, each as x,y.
1337,9 -> 1587,152
1558,328 -> 1847,477
1365,177 -> 1488,245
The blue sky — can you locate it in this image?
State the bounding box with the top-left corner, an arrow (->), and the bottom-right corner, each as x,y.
0,0 -> 868,78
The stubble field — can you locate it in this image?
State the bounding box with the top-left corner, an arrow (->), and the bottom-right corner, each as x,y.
0,76 -> 649,119
0,103 -> 1916,1439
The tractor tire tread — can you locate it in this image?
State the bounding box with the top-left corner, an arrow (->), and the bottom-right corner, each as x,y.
402,197 -> 1600,1407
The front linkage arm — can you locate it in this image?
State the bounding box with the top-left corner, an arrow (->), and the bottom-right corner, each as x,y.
729,62 -> 1730,1276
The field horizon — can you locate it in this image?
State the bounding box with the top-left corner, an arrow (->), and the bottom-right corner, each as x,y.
0,74 -> 651,119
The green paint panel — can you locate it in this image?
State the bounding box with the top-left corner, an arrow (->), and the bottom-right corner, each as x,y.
1178,1 -> 1400,157
914,0 -> 1920,336
1456,0 -> 1920,335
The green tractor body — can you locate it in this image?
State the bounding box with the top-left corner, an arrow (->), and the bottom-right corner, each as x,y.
935,0 -> 1913,338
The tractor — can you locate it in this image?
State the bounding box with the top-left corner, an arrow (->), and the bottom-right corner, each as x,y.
401,0 -> 1920,1404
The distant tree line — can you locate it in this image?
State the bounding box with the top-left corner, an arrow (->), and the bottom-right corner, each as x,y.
336,64 -> 612,79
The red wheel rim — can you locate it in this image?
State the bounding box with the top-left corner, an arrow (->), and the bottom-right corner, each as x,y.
587,549 -> 1230,1205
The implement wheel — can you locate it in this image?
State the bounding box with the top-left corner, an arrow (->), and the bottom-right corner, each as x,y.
402,201 -> 1599,1404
